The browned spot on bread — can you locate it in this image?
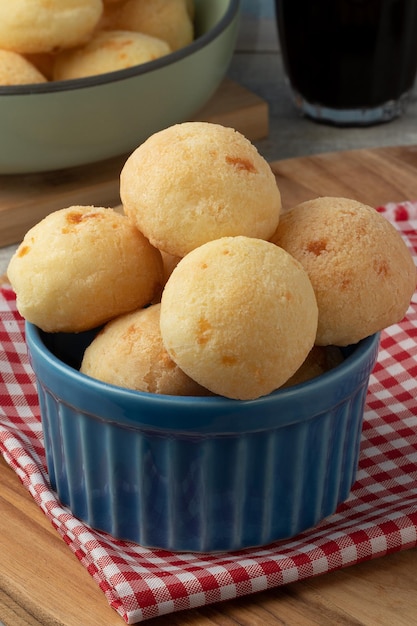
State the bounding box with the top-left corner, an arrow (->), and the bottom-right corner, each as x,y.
306,239 -> 328,256
66,210 -> 105,225
225,155 -> 257,173
197,317 -> 212,345
374,258 -> 390,277
221,355 -> 237,366
122,323 -> 140,340
62,209 -> 110,233
283,290 -> 293,301
65,211 -> 85,225
17,245 -> 30,257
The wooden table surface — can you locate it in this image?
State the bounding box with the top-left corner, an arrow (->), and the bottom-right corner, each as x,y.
1,144 -> 417,626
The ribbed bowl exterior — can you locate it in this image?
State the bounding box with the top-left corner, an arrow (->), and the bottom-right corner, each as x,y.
27,324 -> 380,552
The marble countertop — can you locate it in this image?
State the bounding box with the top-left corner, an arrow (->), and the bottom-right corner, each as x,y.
3,8 -> 417,274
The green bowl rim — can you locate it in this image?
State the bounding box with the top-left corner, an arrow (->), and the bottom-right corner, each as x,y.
0,0 -> 240,96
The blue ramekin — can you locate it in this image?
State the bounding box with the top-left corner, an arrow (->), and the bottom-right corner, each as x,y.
26,322 -> 380,552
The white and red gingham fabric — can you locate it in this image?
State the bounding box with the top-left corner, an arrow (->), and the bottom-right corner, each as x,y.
1,201 -> 417,624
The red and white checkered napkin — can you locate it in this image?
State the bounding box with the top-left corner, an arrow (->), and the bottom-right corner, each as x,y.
1,202 -> 417,624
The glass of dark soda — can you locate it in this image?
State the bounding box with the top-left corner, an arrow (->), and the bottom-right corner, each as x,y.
275,0 -> 417,125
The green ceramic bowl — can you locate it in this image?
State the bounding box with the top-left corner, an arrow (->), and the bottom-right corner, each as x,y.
0,0 -> 240,174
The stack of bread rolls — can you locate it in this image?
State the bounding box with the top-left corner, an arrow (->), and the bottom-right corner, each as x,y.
7,121 -> 417,400
0,0 -> 193,85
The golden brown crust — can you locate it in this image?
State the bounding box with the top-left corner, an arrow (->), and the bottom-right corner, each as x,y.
271,196 -> 417,345
120,122 -> 282,257
7,206 -> 164,332
160,236 -> 318,400
81,303 -> 210,395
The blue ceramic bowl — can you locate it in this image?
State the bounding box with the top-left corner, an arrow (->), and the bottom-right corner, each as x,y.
26,322 -> 380,552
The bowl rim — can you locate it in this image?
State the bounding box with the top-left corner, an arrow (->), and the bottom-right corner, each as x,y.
0,0 -> 240,96
26,320 -> 380,433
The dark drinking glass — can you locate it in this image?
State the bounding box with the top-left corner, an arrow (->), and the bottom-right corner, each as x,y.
275,0 -> 417,125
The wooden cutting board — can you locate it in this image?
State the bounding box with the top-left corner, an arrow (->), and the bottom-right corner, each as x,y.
1,144 -> 417,626
0,79 -> 268,248
271,144 -> 417,209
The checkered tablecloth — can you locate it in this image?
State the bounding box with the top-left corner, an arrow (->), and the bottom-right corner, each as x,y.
1,201 -> 417,624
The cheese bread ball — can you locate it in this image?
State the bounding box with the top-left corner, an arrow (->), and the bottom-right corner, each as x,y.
271,197 -> 417,346
7,206 -> 164,333
0,0 -> 103,54
81,304 -> 210,395
121,122 -> 282,257
114,0 -> 193,51
0,50 -> 47,85
160,236 -> 318,400
53,30 -> 170,81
